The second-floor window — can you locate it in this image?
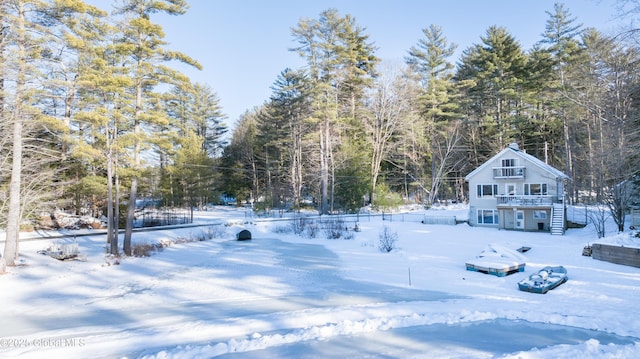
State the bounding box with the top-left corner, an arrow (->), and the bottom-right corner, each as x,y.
477,184 -> 498,198
524,183 -> 548,196
499,158 -> 523,177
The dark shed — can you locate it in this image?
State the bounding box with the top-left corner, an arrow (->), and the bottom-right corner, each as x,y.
237,229 -> 252,241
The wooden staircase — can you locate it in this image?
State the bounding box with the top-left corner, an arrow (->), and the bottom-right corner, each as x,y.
551,203 -> 565,235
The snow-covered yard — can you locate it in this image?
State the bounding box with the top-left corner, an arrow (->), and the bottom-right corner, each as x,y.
1,205 -> 639,358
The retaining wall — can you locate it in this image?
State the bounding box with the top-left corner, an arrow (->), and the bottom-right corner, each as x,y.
591,243 -> 640,268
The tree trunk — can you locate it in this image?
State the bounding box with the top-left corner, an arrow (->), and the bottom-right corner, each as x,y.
4,105 -> 23,267
3,3 -> 27,267
124,69 -> 144,256
124,177 -> 137,256
107,147 -> 117,255
319,117 -> 330,214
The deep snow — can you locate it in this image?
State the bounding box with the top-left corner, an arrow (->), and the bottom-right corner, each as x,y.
0,205 -> 639,358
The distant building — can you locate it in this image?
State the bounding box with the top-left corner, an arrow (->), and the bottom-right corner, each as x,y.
465,143 -> 570,235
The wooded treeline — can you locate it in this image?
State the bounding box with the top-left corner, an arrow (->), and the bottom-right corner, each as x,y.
1,1 -> 639,265
0,0 -> 227,264
222,4 -> 639,216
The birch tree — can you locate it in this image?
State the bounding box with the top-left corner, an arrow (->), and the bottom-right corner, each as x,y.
364,64 -> 411,205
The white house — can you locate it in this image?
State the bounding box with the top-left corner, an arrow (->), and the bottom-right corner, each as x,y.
465,143 -> 570,235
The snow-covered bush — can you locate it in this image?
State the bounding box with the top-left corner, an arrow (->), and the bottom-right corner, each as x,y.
290,216 -> 310,235
201,225 -> 226,240
587,205 -> 610,238
378,226 -> 398,253
131,241 -> 163,257
272,225 -> 293,234
324,217 -> 350,239
304,220 -> 319,239
290,216 -> 318,238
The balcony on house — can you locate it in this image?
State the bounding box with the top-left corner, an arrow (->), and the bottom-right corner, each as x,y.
492,166 -> 526,179
496,195 -> 557,207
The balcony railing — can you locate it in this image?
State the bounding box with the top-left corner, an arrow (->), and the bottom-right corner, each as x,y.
496,195 -> 556,207
492,166 -> 526,179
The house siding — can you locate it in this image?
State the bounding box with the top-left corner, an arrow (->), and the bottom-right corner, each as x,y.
465,144 -> 568,233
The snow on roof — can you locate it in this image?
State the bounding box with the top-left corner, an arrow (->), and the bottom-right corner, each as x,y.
465,144 -> 570,181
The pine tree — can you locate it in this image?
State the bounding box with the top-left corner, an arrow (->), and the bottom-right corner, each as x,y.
162,81 -> 225,209
220,111 -> 260,205
111,0 -> 201,256
291,8 -> 378,213
455,26 -> 528,162
266,68 -> 310,209
166,132 -> 215,220
1,0 -> 102,266
405,24 -> 459,204
538,2 -> 584,202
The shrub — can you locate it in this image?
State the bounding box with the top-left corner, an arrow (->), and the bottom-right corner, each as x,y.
290,216 -> 319,238
378,225 -> 398,253
273,225 -> 293,234
205,225 -> 226,239
324,217 -> 345,239
304,220 -> 319,239
131,241 -> 163,257
373,183 -> 403,212
290,216 -> 310,235
322,217 -> 354,240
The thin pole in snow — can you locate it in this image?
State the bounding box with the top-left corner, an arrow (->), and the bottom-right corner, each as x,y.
408,267 -> 412,287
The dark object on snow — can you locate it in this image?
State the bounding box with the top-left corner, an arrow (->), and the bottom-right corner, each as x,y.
582,245 -> 592,256
518,266 -> 567,294
237,229 -> 252,241
517,246 -> 531,253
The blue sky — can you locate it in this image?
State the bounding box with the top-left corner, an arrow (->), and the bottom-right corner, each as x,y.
154,0 -> 621,129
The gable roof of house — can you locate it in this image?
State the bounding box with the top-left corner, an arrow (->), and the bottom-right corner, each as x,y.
465,143 -> 570,181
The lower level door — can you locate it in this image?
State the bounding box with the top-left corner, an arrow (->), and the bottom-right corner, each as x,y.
515,210 -> 524,229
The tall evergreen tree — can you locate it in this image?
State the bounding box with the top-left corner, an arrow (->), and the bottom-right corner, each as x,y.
290,8 -> 378,213
405,24 -> 459,203
455,26 -> 528,162
1,0 -> 101,266
268,69 -> 310,209
538,2 -> 584,202
112,0 -> 201,256
161,81 -> 226,207
258,68 -> 311,209
191,82 -> 227,157
220,110 -> 260,205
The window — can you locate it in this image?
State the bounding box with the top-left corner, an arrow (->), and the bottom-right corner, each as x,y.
477,209 -> 499,224
524,183 -> 548,195
499,158 -> 523,177
534,210 -> 547,219
476,184 -> 498,198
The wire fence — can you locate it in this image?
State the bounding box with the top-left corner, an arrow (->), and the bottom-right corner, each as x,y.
250,210 -> 460,226
138,209 -> 191,228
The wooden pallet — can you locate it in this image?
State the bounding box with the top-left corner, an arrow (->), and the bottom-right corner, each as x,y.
465,262 -> 525,277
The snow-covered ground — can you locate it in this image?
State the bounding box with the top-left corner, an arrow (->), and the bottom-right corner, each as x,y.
1,205 -> 639,358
